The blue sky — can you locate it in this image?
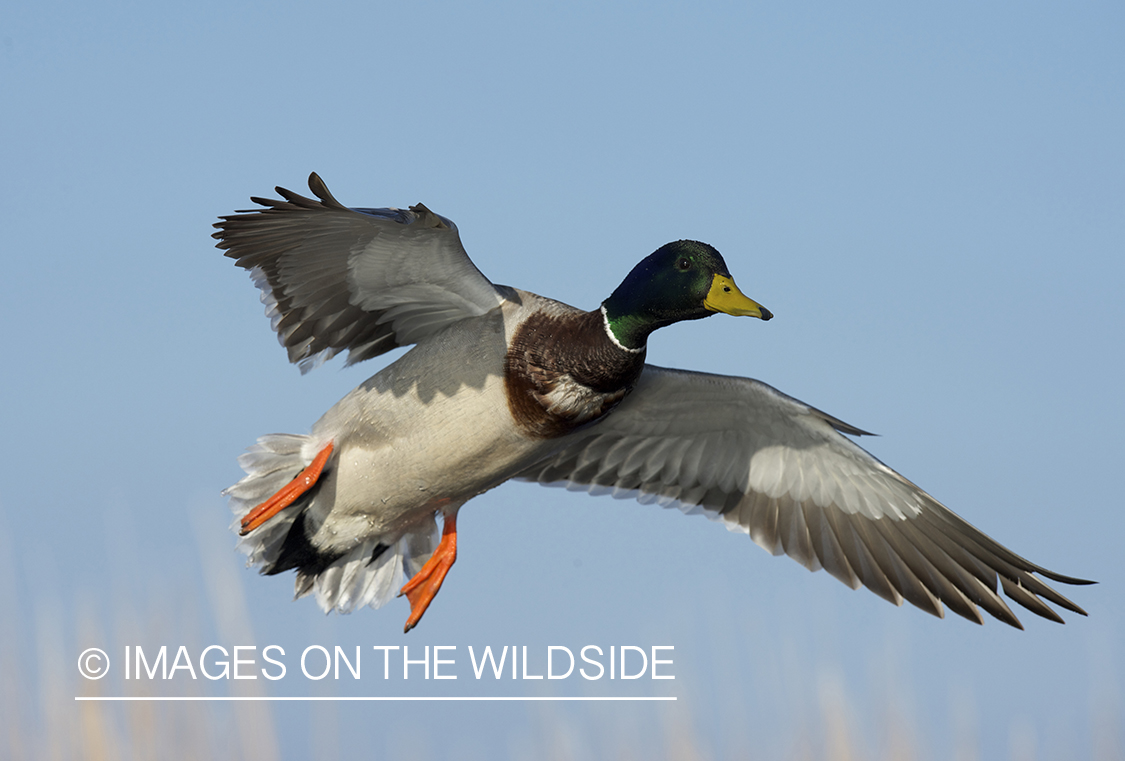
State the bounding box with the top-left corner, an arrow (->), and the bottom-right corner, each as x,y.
2,1 -> 1123,758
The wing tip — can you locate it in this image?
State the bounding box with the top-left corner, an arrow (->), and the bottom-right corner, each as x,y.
306,172 -> 345,209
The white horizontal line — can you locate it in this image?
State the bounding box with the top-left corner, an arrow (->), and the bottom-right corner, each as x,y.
75,696 -> 676,702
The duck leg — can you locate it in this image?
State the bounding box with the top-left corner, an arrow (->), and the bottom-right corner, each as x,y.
239,442 -> 334,535
399,512 -> 458,632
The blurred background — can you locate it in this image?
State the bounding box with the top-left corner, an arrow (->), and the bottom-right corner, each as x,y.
2,1 -> 1122,758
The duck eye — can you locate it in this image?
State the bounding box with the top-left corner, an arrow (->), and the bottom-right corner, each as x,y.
677,258 -> 691,271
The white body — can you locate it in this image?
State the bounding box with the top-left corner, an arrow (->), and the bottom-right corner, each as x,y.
306,293 -> 563,552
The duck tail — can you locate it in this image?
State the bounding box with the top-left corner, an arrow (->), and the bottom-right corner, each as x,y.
223,433 -> 440,613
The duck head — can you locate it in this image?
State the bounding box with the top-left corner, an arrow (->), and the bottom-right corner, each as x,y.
602,240 -> 772,350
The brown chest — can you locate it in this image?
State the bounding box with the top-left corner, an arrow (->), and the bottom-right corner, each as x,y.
504,309 -> 645,439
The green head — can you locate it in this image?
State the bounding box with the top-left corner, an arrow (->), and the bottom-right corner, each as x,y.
601,240 -> 772,350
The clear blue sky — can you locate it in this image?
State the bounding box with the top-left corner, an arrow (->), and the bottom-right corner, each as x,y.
2,2 -> 1122,758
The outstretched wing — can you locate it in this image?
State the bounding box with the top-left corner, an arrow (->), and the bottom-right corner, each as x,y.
214,173 -> 506,372
519,365 -> 1092,628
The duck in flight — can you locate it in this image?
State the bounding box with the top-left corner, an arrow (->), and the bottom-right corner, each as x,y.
215,173 -> 1091,632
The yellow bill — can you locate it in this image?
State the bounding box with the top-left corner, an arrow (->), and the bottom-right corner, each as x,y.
703,274 -> 773,320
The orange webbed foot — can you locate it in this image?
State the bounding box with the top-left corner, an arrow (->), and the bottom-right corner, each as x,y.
239,442 -> 334,535
399,513 -> 458,632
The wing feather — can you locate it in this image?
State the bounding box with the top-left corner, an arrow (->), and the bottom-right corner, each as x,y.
519,365 -> 1092,627
215,173 -> 506,371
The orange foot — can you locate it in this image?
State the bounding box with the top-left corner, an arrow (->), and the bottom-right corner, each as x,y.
239,442 -> 334,536
399,513 -> 458,632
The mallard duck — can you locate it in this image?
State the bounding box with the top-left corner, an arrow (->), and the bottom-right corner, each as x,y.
215,173 -> 1091,632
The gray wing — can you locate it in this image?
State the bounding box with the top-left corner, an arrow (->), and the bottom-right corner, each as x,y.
214,173 -> 506,372
519,365 -> 1092,628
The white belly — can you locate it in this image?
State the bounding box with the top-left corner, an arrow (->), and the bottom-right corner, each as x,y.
305,303 -> 559,551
